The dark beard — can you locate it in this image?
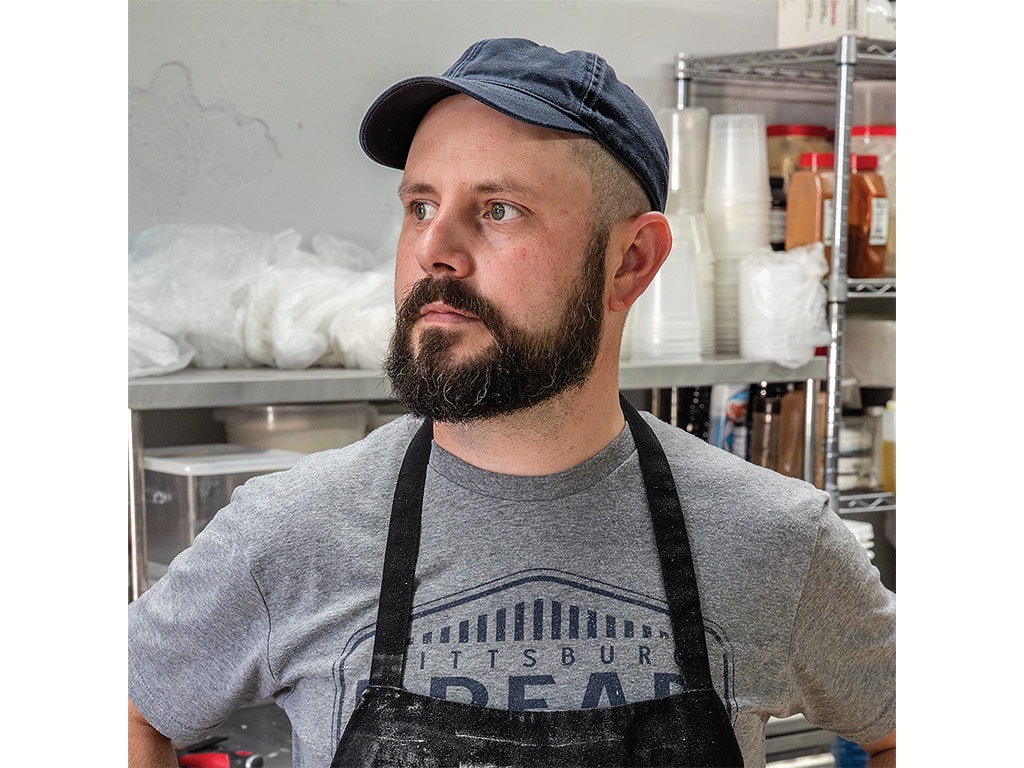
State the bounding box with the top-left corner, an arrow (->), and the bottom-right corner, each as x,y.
383,230 -> 608,423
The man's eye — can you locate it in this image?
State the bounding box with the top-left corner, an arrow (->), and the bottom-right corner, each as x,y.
487,202 -> 521,222
412,202 -> 437,221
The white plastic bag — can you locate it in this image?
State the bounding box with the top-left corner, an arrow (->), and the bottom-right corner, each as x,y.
128,223 -> 396,377
244,264 -> 393,370
738,243 -> 830,368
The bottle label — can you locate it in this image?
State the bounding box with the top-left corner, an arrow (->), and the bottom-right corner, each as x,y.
869,198 -> 890,245
823,199 -> 835,246
770,206 -> 786,248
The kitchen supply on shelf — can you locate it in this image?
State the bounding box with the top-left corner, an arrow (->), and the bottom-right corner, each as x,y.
847,154 -> 889,278
851,125 -> 896,274
766,124 -> 834,251
629,209 -> 704,363
658,106 -> 710,214
143,444 -> 304,574
784,152 -> 836,269
703,113 -> 771,356
737,243 -> 829,369
658,106 -> 717,358
213,402 -> 371,454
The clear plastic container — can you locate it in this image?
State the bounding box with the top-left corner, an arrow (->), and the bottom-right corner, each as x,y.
847,154 -> 889,279
143,444 -> 304,569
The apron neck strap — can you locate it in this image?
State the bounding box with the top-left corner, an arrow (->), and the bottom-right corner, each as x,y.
369,395 -> 715,691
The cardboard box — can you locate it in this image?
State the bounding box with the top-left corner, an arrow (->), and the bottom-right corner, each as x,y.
777,0 -> 896,49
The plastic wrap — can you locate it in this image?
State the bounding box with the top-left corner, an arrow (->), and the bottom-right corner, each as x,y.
128,223 -> 395,377
738,243 -> 830,368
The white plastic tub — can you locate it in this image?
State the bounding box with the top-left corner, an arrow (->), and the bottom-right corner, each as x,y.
213,403 -> 370,454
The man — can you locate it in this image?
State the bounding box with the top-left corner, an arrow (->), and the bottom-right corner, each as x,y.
129,38 -> 895,767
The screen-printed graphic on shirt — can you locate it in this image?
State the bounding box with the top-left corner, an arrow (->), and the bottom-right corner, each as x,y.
333,568 -> 736,738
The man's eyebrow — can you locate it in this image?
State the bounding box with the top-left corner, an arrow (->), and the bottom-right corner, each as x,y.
397,179 -> 541,199
397,181 -> 435,199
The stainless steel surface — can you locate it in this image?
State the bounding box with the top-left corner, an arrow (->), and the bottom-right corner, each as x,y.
839,490 -> 896,515
676,37 -> 895,85
129,366 -> 395,410
128,408 -> 148,600
765,715 -> 837,767
129,359 -> 827,411
618,358 -> 825,389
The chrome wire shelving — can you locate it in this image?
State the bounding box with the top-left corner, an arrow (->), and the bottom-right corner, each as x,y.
678,35 -> 896,513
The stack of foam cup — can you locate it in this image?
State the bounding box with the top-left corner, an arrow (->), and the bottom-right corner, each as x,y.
703,113 -> 772,356
644,106 -> 716,360
628,214 -> 703,363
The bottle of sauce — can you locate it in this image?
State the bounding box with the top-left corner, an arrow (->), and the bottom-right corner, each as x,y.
851,125 -> 896,276
767,125 -> 833,251
784,152 -> 835,273
847,154 -> 890,279
881,399 -> 896,493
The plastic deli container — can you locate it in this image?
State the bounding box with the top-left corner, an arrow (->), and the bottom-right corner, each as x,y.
143,444 -> 303,570
213,402 -> 371,454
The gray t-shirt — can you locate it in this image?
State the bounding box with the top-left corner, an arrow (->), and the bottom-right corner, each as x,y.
128,412 -> 895,767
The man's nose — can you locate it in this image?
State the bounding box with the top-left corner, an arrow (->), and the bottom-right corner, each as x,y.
413,210 -> 474,279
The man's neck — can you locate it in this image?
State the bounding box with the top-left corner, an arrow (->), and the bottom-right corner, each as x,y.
430,364 -> 625,476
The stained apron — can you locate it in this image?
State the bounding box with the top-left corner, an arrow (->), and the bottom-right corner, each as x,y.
331,395 -> 743,767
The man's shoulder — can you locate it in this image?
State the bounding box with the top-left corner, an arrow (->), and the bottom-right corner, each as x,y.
638,409 -> 829,511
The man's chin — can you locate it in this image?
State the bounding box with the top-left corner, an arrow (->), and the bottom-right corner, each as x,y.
413,328 -> 497,364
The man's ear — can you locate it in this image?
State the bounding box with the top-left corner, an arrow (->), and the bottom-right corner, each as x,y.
608,212 -> 673,312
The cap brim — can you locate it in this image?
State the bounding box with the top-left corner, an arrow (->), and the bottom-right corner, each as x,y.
359,75 -> 591,170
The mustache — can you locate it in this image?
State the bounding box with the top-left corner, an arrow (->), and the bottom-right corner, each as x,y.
396,277 -> 505,333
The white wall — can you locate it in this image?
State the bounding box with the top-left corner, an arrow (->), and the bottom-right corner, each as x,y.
128,0 -> 778,251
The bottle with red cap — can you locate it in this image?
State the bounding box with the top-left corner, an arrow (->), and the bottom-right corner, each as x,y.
784,151 -> 835,272
766,124 -> 833,251
852,125 -> 896,275
847,153 -> 889,279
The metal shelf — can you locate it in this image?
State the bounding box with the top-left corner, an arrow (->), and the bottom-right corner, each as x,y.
677,37 -> 896,85
679,35 -> 896,514
838,490 -> 896,514
848,278 -> 895,298
128,357 -> 827,411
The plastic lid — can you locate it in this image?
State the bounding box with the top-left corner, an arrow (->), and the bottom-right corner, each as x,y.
851,153 -> 879,171
767,124 -> 830,137
143,444 -> 304,476
852,124 -> 896,137
799,152 -> 834,168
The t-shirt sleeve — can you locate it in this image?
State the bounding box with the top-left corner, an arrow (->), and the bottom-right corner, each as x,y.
787,508 -> 896,744
128,498 -> 277,743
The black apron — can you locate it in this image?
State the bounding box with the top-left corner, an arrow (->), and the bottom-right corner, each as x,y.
331,395 -> 744,767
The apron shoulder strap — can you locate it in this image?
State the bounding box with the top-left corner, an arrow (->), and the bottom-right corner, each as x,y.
368,417 -> 433,687
619,394 -> 715,690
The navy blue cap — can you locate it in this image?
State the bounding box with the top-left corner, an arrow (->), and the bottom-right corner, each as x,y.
359,38 -> 669,212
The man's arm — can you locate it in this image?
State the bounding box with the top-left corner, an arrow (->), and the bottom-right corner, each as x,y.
863,728 -> 896,767
129,698 -> 178,768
